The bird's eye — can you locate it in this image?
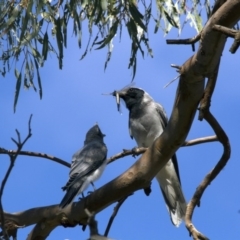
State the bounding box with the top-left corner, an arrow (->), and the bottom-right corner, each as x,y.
128,88 -> 134,92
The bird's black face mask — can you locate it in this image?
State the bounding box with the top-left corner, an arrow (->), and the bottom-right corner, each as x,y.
117,88 -> 144,111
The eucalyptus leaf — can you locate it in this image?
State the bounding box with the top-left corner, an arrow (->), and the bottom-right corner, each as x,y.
13,68 -> 22,112
95,19 -> 119,50
42,32 -> 49,60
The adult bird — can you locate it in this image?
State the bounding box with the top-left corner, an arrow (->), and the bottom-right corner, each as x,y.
112,86 -> 186,226
59,124 -> 108,208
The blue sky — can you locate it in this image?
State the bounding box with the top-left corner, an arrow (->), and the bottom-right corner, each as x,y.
1,10 -> 240,240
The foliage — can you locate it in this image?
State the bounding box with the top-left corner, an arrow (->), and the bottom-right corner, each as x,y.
0,0 -> 213,111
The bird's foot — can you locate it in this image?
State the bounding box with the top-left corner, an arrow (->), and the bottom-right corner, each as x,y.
78,193 -> 85,201
131,146 -> 139,157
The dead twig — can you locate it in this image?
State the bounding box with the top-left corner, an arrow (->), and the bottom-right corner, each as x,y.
166,32 -> 201,51
0,115 -> 33,239
0,149 -> 70,168
182,135 -> 218,147
104,195 -> 130,237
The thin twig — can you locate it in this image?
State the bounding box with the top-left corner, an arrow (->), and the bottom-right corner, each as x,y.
0,149 -> 70,168
0,114 -> 33,239
107,147 -> 146,164
182,135 -> 218,147
107,135 -> 218,164
166,32 -> 201,51
104,195 -> 130,237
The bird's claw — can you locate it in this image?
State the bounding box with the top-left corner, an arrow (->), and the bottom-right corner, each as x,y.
131,147 -> 139,157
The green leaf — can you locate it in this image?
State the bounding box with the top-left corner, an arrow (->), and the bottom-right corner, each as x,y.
63,10 -> 68,48
42,31 -> 49,60
95,19 -> 119,50
20,19 -> 41,46
55,17 -> 63,69
25,61 -> 36,91
0,5 -> 20,31
163,10 -> 178,28
31,46 -> 42,66
34,58 -> 43,99
13,68 -> 22,113
129,3 -> 147,32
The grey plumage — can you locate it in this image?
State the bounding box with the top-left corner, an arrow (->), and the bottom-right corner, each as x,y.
59,124 -> 107,208
112,87 -> 186,226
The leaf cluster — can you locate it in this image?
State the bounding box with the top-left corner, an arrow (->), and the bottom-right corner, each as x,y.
0,0 -> 214,111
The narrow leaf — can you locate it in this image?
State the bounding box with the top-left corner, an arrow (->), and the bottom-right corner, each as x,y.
129,3 -> 147,32
34,59 -> 43,99
42,31 -> 49,60
95,19 -> 119,50
13,69 -> 22,112
55,17 -> 63,69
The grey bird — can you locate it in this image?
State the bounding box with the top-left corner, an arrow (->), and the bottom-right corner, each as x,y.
59,124 -> 108,208
112,86 -> 186,226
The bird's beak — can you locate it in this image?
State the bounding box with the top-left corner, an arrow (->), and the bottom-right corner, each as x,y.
112,90 -> 125,112
102,133 -> 106,137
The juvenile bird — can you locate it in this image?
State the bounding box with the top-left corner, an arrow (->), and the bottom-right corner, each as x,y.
112,86 -> 186,226
59,124 -> 107,208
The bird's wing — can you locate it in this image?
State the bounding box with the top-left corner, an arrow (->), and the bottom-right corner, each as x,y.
155,103 -> 181,182
128,111 -> 133,139
155,103 -> 168,128
63,142 -> 107,190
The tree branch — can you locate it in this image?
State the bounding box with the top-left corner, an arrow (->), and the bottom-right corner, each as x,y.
107,135 -> 218,164
0,135 -> 217,170
0,149 -> 71,168
182,135 -> 218,147
185,111 -> 230,240
185,26 -> 230,238
213,24 -> 240,53
104,195 -> 130,237
0,115 -> 33,239
166,32 -> 201,51
212,24 -> 237,37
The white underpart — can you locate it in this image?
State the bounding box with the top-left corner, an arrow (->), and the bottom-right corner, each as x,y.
76,161 -> 107,196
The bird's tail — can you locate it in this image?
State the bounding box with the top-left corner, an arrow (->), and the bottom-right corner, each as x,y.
156,164 -> 187,227
59,182 -> 83,208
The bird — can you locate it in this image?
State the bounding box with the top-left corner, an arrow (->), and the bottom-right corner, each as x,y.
59,124 -> 108,208
112,86 -> 187,226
